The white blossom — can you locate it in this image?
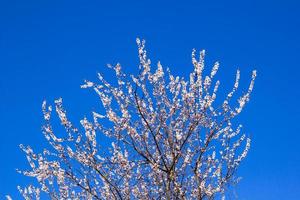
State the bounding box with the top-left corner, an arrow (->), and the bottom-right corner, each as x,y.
15,39 -> 256,200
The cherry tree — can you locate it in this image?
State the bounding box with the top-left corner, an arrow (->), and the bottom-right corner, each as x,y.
13,39 -> 256,200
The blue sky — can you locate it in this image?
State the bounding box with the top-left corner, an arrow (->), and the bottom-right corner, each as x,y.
0,0 -> 299,199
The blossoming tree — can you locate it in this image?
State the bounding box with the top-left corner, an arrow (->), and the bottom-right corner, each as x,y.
14,39 -> 256,200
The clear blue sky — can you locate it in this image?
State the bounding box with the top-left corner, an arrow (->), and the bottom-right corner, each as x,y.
0,0 -> 299,199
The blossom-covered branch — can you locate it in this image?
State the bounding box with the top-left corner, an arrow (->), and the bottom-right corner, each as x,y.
14,39 -> 256,200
